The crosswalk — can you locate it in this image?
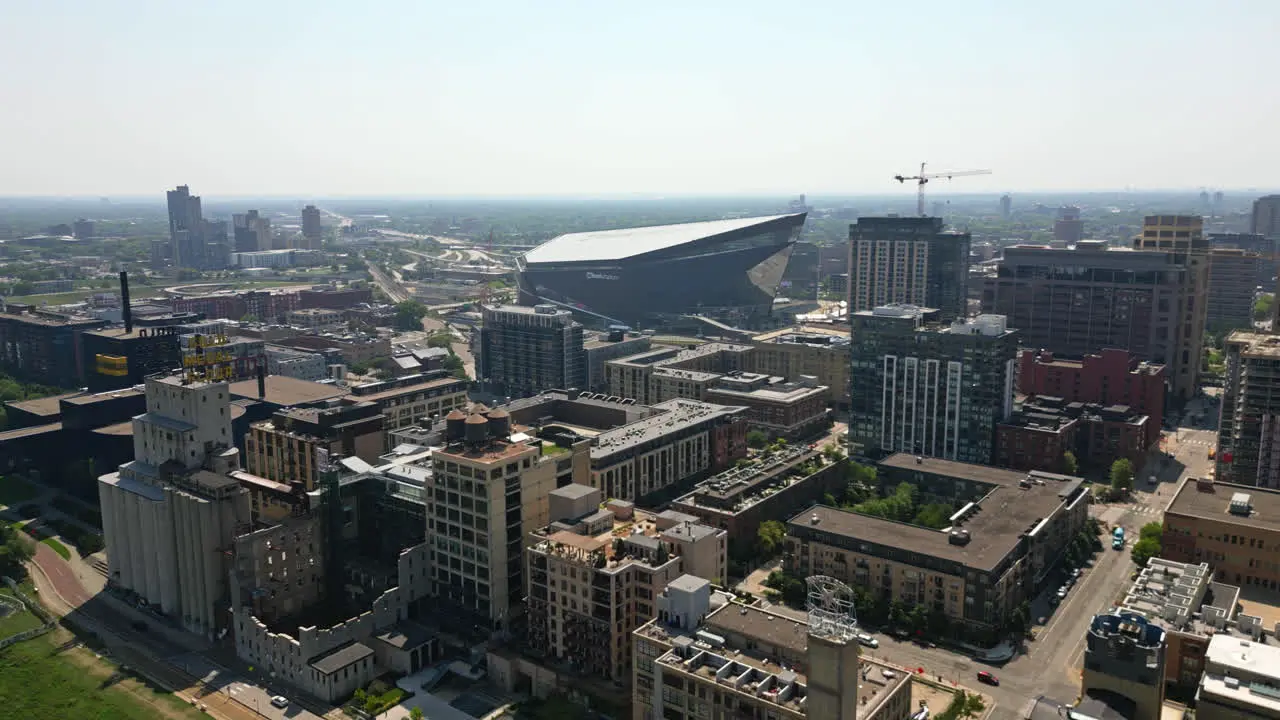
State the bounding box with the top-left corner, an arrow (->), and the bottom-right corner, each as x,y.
1130,505 -> 1162,516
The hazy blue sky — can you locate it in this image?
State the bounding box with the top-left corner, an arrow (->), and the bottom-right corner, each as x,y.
3,0 -> 1276,196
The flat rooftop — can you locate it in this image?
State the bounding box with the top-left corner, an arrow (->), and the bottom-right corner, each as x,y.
347,376 -> 464,402
61,387 -> 145,406
0,422 -> 62,442
0,311 -> 102,327
792,475 -> 1085,572
522,213 -> 803,265
880,452 -> 1079,488
706,603 -> 809,658
592,399 -> 745,460
228,375 -> 349,407
707,379 -> 827,403
1228,331 -> 1280,359
5,392 -> 86,416
1167,479 -> 1280,534
85,326 -> 175,340
434,437 -> 538,465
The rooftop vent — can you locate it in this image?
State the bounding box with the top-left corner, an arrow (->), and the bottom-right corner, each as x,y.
948,529 -> 971,546
810,514 -> 820,525
1229,492 -> 1253,516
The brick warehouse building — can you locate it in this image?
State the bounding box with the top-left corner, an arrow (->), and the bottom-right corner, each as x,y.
1017,348 -> 1165,449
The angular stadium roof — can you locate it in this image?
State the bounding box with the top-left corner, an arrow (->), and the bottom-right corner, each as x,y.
522,213 -> 804,265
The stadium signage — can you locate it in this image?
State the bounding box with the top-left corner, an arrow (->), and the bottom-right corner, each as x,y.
585,272 -> 620,281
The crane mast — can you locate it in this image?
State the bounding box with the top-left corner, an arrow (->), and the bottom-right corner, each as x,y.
894,162 -> 992,216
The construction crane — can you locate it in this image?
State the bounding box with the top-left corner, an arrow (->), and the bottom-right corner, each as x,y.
894,162 -> 992,217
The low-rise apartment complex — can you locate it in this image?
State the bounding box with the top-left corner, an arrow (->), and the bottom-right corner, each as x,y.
785,454 -> 1089,630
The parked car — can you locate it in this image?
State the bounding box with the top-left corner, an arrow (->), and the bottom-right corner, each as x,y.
270,696 -> 289,709
856,633 -> 879,649
977,671 -> 999,686
892,628 -> 910,640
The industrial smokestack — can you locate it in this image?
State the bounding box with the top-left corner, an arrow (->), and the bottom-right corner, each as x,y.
119,271 -> 132,333
256,363 -> 266,399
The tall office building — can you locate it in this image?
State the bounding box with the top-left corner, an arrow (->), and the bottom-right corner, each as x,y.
167,185 -> 207,269
848,216 -> 970,322
233,210 -> 272,253
1053,206 -> 1085,244
999,193 -> 1012,218
1216,331 -> 1280,488
982,242 -> 1200,401
1207,248 -> 1264,330
1252,195 -> 1280,238
1133,215 -> 1209,401
848,306 -> 1017,464
477,304 -> 585,399
301,205 -> 322,250
98,375 -> 250,636
202,218 -> 229,269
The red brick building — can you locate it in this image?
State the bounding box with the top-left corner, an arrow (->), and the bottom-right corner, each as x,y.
1018,348 -> 1166,447
997,396 -> 1152,474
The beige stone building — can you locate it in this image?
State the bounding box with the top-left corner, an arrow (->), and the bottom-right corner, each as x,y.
244,401 -> 384,491
749,327 -> 851,410
526,485 -> 727,682
347,375 -> 469,438
426,409 -> 587,629
1133,215 -> 1209,400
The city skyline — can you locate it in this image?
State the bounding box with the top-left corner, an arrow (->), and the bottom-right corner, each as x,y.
2,0 -> 1277,196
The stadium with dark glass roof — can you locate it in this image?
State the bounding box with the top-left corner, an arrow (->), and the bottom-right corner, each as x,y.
514,213 -> 806,327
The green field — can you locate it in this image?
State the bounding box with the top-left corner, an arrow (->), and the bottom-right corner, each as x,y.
0,582 -> 43,638
41,538 -> 70,560
0,476 -> 37,508
0,630 -> 205,719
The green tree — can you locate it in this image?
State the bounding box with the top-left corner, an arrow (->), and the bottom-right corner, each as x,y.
410,707 -> 424,720
756,520 -> 787,556
745,430 -> 768,449
1255,294 -> 1274,321
908,604 -> 929,634
961,692 -> 986,719
1131,537 -> 1161,567
426,331 -> 454,349
1062,451 -> 1078,475
1110,458 -> 1134,492
442,353 -> 468,380
394,300 -> 429,330
1131,521 -> 1164,566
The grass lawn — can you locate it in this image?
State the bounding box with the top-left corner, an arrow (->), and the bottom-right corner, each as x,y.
42,537 -> 71,560
0,590 -> 42,638
0,629 -> 205,720
0,476 -> 38,508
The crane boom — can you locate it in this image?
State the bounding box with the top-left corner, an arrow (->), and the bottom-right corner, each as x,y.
894,162 -> 992,216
